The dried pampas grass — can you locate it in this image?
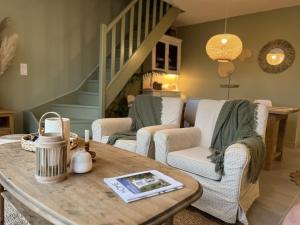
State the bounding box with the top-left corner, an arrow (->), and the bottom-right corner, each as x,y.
0,17 -> 12,44
0,17 -> 18,76
0,34 -> 18,76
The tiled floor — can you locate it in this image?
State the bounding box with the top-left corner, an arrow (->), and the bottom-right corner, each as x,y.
247,147 -> 300,225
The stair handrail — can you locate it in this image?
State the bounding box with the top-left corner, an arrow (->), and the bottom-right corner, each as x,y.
107,0 -> 139,32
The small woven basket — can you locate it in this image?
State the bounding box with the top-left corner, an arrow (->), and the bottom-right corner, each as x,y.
21,133 -> 78,152
21,134 -> 37,152
35,112 -> 68,184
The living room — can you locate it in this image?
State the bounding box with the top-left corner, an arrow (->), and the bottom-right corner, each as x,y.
0,0 -> 300,225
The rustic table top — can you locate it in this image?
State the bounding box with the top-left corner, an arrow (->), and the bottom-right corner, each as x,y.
0,141 -> 202,225
268,106 -> 299,115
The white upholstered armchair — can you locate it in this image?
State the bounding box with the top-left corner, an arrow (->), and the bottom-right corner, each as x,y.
154,99 -> 268,224
92,97 -> 183,158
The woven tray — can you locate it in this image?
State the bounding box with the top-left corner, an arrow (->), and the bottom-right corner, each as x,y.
21,133 -> 79,152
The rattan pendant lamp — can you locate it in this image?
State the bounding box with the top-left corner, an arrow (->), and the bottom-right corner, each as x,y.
206,12 -> 243,100
206,15 -> 243,62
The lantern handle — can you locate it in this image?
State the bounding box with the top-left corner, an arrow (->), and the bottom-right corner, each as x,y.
38,112 -> 64,139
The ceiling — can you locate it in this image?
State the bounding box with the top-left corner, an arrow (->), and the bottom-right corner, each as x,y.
166,0 -> 300,26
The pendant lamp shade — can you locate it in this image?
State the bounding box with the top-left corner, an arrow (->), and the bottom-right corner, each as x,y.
206,34 -> 243,62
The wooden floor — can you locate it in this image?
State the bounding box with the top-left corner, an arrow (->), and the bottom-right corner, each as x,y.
247,147 -> 300,225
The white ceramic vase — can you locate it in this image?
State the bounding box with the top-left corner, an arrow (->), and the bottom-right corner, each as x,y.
71,150 -> 92,174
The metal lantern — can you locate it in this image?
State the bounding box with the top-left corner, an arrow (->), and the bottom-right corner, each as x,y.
35,112 -> 68,184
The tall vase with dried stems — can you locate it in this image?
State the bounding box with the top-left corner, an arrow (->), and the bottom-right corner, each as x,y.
0,17 -> 18,76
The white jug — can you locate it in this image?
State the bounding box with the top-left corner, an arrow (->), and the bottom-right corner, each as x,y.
71,149 -> 93,174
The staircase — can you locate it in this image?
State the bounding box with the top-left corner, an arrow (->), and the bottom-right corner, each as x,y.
24,0 -> 182,137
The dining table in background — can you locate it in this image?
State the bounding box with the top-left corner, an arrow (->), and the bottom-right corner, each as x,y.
264,106 -> 299,170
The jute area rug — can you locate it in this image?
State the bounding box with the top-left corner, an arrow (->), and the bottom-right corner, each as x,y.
5,200 -> 226,225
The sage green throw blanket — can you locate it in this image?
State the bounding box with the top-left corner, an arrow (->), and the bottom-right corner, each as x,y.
107,95 -> 162,145
208,100 -> 266,183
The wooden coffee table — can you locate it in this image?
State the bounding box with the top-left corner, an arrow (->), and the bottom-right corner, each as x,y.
0,141 -> 202,225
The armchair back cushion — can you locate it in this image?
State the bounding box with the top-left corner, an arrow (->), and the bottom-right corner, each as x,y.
194,100 -> 268,149
195,100 -> 226,148
161,97 -> 183,126
184,99 -> 200,127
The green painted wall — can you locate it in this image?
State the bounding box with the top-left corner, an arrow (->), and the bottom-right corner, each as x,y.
0,0 -> 129,131
178,6 -> 300,146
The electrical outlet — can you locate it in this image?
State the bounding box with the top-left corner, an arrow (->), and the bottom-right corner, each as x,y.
20,63 -> 28,76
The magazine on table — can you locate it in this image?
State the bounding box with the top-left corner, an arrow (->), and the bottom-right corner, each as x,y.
104,170 -> 184,203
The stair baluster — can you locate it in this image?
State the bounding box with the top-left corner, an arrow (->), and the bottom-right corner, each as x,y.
99,0 -> 180,117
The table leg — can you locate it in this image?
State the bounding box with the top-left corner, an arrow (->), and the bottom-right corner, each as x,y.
275,117 -> 287,161
264,116 -> 275,170
0,184 -> 4,225
9,115 -> 14,134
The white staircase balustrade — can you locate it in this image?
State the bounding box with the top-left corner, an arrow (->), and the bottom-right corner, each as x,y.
98,0 -> 182,117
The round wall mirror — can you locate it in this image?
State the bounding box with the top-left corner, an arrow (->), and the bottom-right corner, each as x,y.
266,48 -> 285,65
258,39 -> 295,73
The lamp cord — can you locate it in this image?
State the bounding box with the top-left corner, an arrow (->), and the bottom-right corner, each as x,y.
224,5 -> 228,33
224,17 -> 227,33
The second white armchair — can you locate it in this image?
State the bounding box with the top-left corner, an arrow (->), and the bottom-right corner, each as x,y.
154,99 -> 268,224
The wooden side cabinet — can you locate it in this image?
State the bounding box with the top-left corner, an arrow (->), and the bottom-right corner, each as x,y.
0,109 -> 14,136
152,35 -> 182,75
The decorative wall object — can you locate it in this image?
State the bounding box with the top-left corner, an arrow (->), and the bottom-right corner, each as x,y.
220,75 -> 239,100
217,62 -> 239,99
218,61 -> 235,77
0,17 -> 18,76
238,48 -> 252,62
258,39 -> 295,73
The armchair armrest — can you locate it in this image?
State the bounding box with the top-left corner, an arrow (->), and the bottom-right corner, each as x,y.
154,127 -> 201,164
92,118 -> 132,142
224,143 -> 250,173
221,143 -> 251,200
136,124 -> 178,157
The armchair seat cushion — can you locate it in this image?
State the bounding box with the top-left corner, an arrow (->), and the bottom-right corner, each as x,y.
101,136 -> 109,143
167,147 -> 221,181
115,140 -> 137,152
102,136 -> 137,152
